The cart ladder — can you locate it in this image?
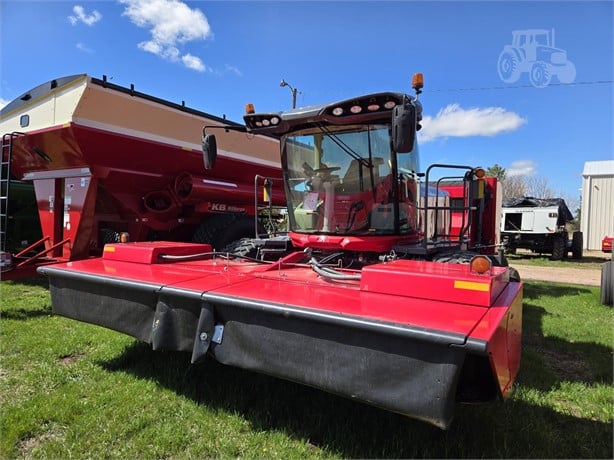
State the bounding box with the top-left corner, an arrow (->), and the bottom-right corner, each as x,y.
0,132 -> 24,253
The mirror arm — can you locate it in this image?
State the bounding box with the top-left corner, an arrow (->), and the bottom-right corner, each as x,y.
201,124 -> 248,171
202,124 -> 248,136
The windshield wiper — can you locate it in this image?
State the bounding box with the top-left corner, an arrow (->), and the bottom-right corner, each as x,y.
317,124 -> 372,169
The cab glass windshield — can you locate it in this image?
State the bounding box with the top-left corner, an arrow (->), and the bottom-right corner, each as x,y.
283,124 -> 409,235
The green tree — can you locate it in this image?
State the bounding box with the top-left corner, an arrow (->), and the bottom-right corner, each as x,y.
486,164 -> 506,180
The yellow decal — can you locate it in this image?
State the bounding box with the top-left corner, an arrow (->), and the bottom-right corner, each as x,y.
454,280 -> 489,292
103,246 -> 116,252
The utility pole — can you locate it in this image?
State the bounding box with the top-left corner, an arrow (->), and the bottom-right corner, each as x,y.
279,79 -> 298,108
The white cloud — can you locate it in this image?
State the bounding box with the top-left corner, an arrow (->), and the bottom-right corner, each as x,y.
68,5 -> 102,26
182,54 -> 206,72
507,160 -> 538,177
419,103 -> 526,142
138,40 -> 163,55
76,43 -> 93,53
120,0 -> 211,72
225,64 -> 243,77
0,98 -> 9,110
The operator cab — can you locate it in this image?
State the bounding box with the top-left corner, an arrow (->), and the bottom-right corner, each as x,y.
202,76 -> 426,253
242,90 -> 423,252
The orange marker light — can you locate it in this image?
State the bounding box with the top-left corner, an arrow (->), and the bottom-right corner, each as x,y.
245,103 -> 255,114
470,255 -> 491,275
412,73 -> 424,90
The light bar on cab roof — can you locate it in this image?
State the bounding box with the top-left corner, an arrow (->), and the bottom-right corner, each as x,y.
244,113 -> 282,130
324,94 -> 403,118
243,92 -> 410,133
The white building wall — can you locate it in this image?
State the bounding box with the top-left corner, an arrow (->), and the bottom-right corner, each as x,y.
581,160 -> 614,250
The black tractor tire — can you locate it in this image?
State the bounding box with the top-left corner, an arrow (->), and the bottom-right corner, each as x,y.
601,261 -> 613,306
550,234 -> 567,261
571,231 -> 583,259
192,213 -> 261,251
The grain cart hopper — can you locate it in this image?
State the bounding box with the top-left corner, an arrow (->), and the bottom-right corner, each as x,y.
39,74 -> 522,429
0,74 -> 283,279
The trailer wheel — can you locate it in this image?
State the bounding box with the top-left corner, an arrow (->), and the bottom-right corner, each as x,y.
550,234 -> 566,261
571,231 -> 583,259
601,261 -> 613,306
192,214 -> 261,251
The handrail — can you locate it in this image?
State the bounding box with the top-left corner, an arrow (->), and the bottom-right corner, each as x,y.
422,164 -> 475,250
254,174 -> 286,238
15,237 -> 71,268
13,236 -> 50,258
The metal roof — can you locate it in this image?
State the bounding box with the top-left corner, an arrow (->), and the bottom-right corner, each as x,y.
582,160 -> 614,177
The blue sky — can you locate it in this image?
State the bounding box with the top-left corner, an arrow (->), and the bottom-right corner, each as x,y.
1,0 -> 612,204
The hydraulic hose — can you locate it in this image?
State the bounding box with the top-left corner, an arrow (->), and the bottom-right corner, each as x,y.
158,252 -> 272,264
309,257 -> 362,281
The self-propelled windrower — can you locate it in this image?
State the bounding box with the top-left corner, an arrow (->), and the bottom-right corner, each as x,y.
39,74 -> 522,429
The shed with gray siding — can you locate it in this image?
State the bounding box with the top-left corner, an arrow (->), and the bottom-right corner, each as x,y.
581,160 -> 614,250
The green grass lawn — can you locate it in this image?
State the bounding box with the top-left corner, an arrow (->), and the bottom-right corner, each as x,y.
507,250 -> 610,270
1,277 -> 612,459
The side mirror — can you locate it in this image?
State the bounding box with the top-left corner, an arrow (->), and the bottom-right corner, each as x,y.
391,102 -> 416,154
202,134 -> 217,170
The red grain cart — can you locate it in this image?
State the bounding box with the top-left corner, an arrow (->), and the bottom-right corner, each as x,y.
1,75 -> 284,279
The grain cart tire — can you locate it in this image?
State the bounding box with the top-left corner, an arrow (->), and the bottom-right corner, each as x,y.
100,228 -> 120,245
192,214 -> 261,251
221,237 -> 262,258
571,231 -> 583,259
550,234 -> 566,261
601,261 -> 613,306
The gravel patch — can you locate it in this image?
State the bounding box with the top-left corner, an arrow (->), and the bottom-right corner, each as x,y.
510,263 -> 602,286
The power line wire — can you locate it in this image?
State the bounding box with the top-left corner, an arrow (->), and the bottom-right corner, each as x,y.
426,80 -> 613,93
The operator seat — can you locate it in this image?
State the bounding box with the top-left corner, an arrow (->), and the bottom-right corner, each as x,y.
340,157 -> 384,192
